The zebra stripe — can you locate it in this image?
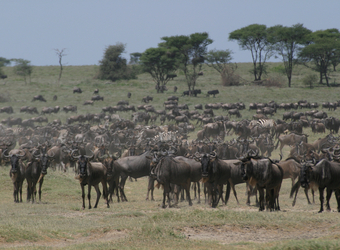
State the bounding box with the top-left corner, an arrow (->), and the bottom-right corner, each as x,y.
257,119 -> 277,128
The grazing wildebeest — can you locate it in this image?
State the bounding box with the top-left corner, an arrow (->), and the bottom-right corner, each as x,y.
83,100 -> 94,106
127,92 -> 131,98
207,89 -> 219,97
237,152 -> 283,211
142,95 -> 153,103
73,87 -> 82,94
32,95 -> 46,102
93,89 -> 99,94
228,109 -> 242,118
3,149 -> 26,202
151,155 -> 192,208
91,95 -> 104,101
73,154 -> 109,209
114,151 -> 153,201
0,106 -> 13,114
63,105 -> 77,113
300,159 -> 340,213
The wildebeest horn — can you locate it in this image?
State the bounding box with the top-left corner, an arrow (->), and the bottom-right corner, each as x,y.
210,151 -> 217,158
2,149 -> 11,158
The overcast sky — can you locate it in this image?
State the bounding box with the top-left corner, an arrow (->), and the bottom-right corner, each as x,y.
2,0 -> 339,66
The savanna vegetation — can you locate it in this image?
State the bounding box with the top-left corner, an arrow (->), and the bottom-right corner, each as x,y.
0,60 -> 340,249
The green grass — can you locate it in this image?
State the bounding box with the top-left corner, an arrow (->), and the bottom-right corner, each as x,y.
1,63 -> 340,249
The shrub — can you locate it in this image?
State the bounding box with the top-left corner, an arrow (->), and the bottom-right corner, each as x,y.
302,74 -> 318,88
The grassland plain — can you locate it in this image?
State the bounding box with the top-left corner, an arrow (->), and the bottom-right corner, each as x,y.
0,63 -> 340,249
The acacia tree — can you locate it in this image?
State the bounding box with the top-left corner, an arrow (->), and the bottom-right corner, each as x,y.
98,43 -> 137,81
140,47 -> 178,93
267,24 -> 312,87
12,59 -> 33,84
205,49 -> 239,86
229,24 -> 272,81
160,32 -> 213,95
0,57 -> 11,76
299,29 -> 340,86
54,48 -> 67,85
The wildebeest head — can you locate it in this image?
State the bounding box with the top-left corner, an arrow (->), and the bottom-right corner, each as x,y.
4,150 -> 26,173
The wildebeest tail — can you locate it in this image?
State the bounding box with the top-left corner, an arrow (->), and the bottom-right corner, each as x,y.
155,182 -> 164,190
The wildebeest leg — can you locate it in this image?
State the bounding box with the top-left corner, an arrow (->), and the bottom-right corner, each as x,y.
146,176 -> 155,201
81,184 -> 86,209
326,188 -> 332,211
26,181 -> 32,202
318,187 -> 325,213
335,189 -> 340,212
185,181 -> 192,206
19,181 -> 23,202
93,184 -> 101,209
225,182 -> 231,205
119,175 -> 128,202
304,188 -> 312,205
230,182 -> 239,204
13,182 -> 18,203
101,180 -> 109,208
197,182 -> 201,204
162,184 -> 170,208
258,187 -> 265,211
38,179 -> 43,202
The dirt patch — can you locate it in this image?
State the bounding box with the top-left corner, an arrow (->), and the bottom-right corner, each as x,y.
0,230 -> 127,248
183,225 -> 339,244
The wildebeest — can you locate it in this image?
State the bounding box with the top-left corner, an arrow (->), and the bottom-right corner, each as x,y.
207,89 -> 219,97
142,95 -> 153,103
53,95 -> 57,101
114,151 -> 153,201
275,133 -> 308,155
83,100 -> 94,106
228,109 -> 242,118
197,152 -> 232,207
73,87 -> 82,94
300,159 -> 340,213
32,95 -> 46,102
91,95 -> 104,101
151,155 -> 192,208
3,149 -> 26,202
237,152 -> 283,211
73,154 -> 109,209
41,106 -> 60,115
63,105 -> 77,113
0,106 -> 13,114
127,92 -> 131,98
26,146 -> 54,203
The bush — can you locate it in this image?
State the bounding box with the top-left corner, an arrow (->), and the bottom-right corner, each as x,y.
302,74 -> 318,88
221,64 -> 240,86
261,75 -> 284,88
97,43 -> 137,82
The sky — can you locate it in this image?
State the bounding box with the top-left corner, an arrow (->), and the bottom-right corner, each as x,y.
2,0 -> 340,66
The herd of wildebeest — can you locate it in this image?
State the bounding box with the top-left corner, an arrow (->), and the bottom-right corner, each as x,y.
3,86 -> 340,213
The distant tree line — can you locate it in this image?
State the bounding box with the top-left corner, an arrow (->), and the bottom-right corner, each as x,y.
1,24 -> 339,89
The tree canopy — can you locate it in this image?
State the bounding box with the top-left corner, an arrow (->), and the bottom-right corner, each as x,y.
140,47 -> 178,93
298,28 -> 340,86
267,23 -> 312,87
12,59 -> 33,84
98,43 -> 137,81
229,24 -> 272,81
160,32 -> 213,94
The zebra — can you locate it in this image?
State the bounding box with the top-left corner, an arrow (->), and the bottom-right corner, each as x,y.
257,119 -> 277,136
